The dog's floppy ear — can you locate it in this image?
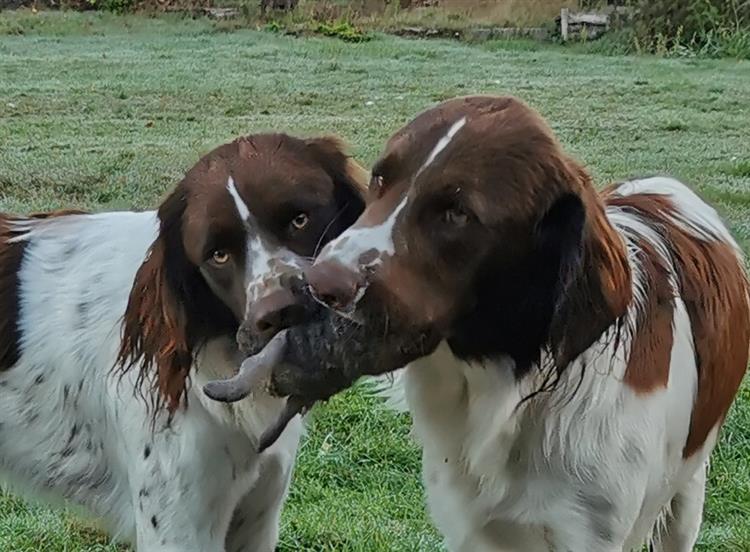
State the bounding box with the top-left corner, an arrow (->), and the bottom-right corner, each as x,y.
536,192 -> 587,316
306,136 -> 368,237
468,191 -> 590,375
546,161 -> 631,370
448,156 -> 629,379
117,185 -> 193,415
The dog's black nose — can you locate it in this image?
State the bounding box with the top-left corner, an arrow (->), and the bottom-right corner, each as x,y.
248,288 -> 307,338
305,261 -> 364,311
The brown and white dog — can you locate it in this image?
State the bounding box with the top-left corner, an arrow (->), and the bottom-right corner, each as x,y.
226,96 -> 750,551
0,133 -> 366,551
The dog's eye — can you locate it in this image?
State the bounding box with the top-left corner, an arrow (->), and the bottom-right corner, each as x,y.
370,175 -> 385,198
211,250 -> 230,265
290,213 -> 309,231
444,207 -> 469,227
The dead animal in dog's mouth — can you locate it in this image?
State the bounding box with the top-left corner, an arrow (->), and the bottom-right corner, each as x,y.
203,305 -> 439,452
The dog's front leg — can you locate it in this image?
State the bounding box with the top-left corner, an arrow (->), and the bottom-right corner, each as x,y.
224,422 -> 300,552
128,429 -> 242,552
131,470 -> 233,552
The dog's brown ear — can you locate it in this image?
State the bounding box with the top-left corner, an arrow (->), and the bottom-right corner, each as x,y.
343,155 -> 370,199
545,158 -> 631,369
306,136 -> 369,235
306,135 -> 370,195
116,186 -> 192,415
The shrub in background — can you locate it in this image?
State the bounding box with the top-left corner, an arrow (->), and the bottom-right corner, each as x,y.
633,0 -> 747,39
626,0 -> 749,58
84,0 -> 133,13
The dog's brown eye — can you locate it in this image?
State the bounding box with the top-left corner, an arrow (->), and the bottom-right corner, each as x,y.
211,250 -> 230,265
370,175 -> 384,197
444,207 -> 468,227
291,213 -> 309,230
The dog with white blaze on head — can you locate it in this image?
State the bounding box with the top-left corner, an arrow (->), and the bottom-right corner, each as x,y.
0,133 -> 367,551
206,96 -> 750,552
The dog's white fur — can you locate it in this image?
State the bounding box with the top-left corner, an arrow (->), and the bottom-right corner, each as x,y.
368,177 -> 746,552
0,211 -> 302,552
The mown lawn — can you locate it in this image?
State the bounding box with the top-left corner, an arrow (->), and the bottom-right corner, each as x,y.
1,10 -> 749,552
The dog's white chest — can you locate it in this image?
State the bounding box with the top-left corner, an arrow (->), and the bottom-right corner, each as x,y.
401,337 -> 701,552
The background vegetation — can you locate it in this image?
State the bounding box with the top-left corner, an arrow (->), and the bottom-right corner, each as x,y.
2,1 -> 749,58
627,0 -> 750,58
1,10 -> 749,551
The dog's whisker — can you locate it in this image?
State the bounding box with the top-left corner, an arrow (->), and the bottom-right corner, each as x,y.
313,203 -> 349,258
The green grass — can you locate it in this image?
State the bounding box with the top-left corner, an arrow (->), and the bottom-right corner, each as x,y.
1,9 -> 749,551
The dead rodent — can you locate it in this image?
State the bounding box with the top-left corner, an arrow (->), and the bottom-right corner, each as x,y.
205,293 -> 438,451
